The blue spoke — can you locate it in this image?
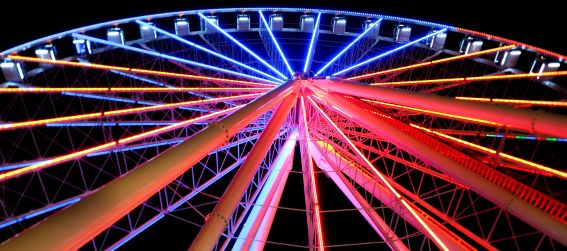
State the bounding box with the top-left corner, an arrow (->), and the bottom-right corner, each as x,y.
314,18 -> 383,76
258,11 -> 295,77
303,12 -> 322,74
0,197 -> 81,229
61,92 -> 211,112
110,70 -> 237,107
135,20 -> 284,84
331,28 -> 447,76
72,34 -> 281,85
197,13 -> 288,81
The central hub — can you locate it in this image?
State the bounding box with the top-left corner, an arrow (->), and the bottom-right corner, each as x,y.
293,72 -> 309,80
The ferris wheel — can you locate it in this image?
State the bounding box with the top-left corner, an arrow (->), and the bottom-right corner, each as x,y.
1,7 -> 567,250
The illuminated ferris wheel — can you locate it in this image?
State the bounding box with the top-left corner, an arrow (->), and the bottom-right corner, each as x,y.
1,7 -> 567,250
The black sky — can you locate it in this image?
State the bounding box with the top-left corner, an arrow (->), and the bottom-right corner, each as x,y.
0,0 -> 565,55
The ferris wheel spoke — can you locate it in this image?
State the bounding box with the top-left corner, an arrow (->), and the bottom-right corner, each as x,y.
6,55 -> 276,88
314,139 -> 497,249
411,124 -> 567,180
0,94 -> 256,131
310,141 -> 409,251
298,97 -> 325,250
71,34 -> 282,85
455,96 -> 567,108
0,137 -> 189,173
316,128 -> 462,186
311,79 -> 567,138
110,70 -> 245,107
370,70 -> 567,87
134,21 -> 285,84
0,106 -> 240,182
229,131 -> 296,250
309,135 -> 465,250
315,18 -> 383,76
258,11 -> 295,77
316,92 -> 567,241
0,86 -> 270,94
307,96 -> 454,250
217,127 -> 293,250
347,44 -> 516,81
63,91 -> 212,113
189,93 -> 296,250
0,82 -> 295,250
430,128 -> 567,143
197,13 -> 288,81
330,29 -> 447,77
302,12 -> 321,74
106,157 -> 247,251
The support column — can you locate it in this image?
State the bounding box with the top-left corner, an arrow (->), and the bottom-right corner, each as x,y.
315,91 -> 567,245
232,131 -> 297,250
313,80 -> 567,138
298,97 -> 325,251
189,93 -> 298,251
312,141 -> 478,251
0,82 -> 296,251
310,142 -> 409,251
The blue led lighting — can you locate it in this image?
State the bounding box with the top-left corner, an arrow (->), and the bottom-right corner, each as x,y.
0,160 -> 47,172
134,20 -> 284,84
303,12 -> 322,73
87,139 -> 184,157
72,34 -> 280,85
315,18 -> 383,76
61,92 -> 210,112
332,29 -> 447,76
258,11 -> 294,77
0,198 -> 80,229
197,13 -> 288,80
110,71 -> 222,103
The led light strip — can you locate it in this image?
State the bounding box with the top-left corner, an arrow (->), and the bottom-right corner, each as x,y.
332,29 -> 447,76
455,97 -> 567,107
0,93 -> 258,131
315,18 -> 383,76
0,106 -> 241,181
371,71 -> 567,86
410,124 -> 567,179
197,12 -> 288,80
0,87 -> 271,94
133,21 -> 285,83
307,96 -> 449,251
6,55 -> 276,88
347,45 -> 516,80
362,99 -> 504,126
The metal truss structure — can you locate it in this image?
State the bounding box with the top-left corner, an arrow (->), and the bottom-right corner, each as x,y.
1,7 -> 567,250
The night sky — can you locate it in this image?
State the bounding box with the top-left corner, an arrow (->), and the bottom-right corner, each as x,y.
1,0 -> 565,55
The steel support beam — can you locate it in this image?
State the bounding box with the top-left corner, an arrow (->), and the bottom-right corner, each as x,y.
188,92 -> 297,251
311,140 -> 474,250
313,91 -> 567,245
313,79 -> 567,138
299,97 -> 325,250
232,131 -> 297,250
249,150 -> 294,251
0,81 -> 296,251
310,142 -> 409,251
313,138 -> 496,250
